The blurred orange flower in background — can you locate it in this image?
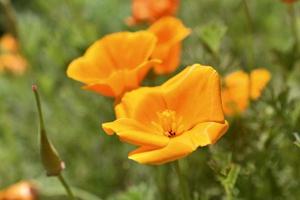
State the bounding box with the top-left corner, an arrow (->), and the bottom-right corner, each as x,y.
0,181 -> 37,200
67,31 -> 160,99
126,0 -> 179,25
148,17 -> 190,74
0,34 -> 27,75
103,64 -> 228,164
282,0 -> 298,4
222,68 -> 271,116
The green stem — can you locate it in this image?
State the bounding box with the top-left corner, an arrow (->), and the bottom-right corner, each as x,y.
173,161 -> 190,200
32,85 -> 76,200
0,0 -> 18,37
32,85 -> 46,131
242,0 -> 255,70
58,174 -> 76,200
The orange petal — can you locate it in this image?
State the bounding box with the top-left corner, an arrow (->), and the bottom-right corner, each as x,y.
222,70 -> 250,116
187,121 -> 229,147
149,17 -> 190,74
67,31 -> 157,97
102,118 -> 169,147
99,31 -> 157,70
128,121 -> 228,165
127,0 -> 179,25
114,86 -> 167,123
250,68 -> 271,100
0,34 -> 19,52
128,133 -> 195,165
0,54 -> 27,75
67,57 -> 104,83
148,17 -> 191,46
162,64 -> 225,129
153,43 -> 181,74
0,181 -> 37,200
84,59 -> 160,98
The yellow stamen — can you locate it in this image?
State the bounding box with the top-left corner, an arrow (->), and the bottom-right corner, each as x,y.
152,110 -> 184,138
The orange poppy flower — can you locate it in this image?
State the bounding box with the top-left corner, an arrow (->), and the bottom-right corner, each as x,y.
67,31 -> 160,99
0,54 -> 27,75
126,0 -> 179,25
221,68 -> 271,116
0,34 -> 27,75
148,17 -> 191,74
0,181 -> 37,200
102,64 -> 228,164
0,34 -> 19,53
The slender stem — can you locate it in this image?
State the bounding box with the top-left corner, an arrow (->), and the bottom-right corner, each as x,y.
32,85 -> 76,200
173,161 -> 190,200
0,0 -> 18,37
58,174 -> 76,200
32,85 -> 46,130
242,0 -> 255,70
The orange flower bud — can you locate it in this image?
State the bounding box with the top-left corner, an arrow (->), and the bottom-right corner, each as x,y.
126,0 -> 179,25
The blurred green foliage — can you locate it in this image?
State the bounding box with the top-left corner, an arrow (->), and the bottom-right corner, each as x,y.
0,0 -> 300,199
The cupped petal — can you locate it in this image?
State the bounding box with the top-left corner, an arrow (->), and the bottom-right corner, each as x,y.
128,133 -> 196,165
128,121 -> 228,165
67,57 -> 105,84
148,16 -> 191,46
153,43 -> 181,74
221,88 -> 248,116
84,59 -> 160,98
67,31 -> 157,89
250,68 -> 271,100
0,34 -> 19,52
114,86 -> 167,123
101,31 -> 157,70
102,118 -> 169,147
127,0 -> 179,25
222,70 -> 250,115
187,121 -> 229,147
161,64 -> 225,129
149,17 -> 190,74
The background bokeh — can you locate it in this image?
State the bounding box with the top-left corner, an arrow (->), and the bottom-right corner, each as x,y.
0,0 -> 300,199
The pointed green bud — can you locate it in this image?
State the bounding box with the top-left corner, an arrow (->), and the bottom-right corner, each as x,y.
32,85 -> 65,176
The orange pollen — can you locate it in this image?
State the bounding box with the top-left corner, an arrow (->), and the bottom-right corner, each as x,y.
152,109 -> 184,138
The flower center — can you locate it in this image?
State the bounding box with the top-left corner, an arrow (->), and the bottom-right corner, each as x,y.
152,109 -> 184,138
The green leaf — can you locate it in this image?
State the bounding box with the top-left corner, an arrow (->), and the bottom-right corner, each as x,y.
196,21 -> 227,54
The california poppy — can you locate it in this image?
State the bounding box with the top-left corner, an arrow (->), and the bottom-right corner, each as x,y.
103,64 -> 228,164
148,17 -> 190,74
0,181 -> 37,200
126,0 -> 179,25
67,31 -> 160,99
221,68 -> 271,116
0,34 -> 19,53
0,34 -> 27,75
